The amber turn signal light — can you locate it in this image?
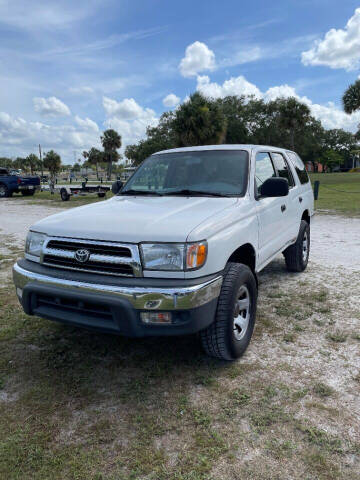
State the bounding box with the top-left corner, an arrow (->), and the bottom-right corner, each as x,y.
186,242 -> 207,269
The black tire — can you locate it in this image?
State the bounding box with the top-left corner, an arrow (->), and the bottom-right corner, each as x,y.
283,220 -> 310,272
97,192 -> 106,198
200,263 -> 258,361
21,190 -> 35,196
0,183 -> 11,198
60,188 -> 70,201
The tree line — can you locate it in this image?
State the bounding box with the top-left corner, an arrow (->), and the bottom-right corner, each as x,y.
0,129 -> 123,180
125,92 -> 359,172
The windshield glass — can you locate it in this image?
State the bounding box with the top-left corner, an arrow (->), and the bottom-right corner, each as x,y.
122,150 -> 249,196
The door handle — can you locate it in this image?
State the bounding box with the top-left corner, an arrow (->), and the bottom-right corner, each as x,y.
299,196 -> 303,203
281,204 -> 286,212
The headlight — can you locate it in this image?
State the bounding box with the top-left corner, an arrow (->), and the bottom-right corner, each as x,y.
25,231 -> 46,257
140,242 -> 207,271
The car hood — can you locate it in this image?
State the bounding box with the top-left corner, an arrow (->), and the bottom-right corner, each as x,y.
32,195 -> 238,243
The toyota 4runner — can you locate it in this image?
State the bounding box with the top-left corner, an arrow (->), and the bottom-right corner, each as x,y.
13,145 -> 314,360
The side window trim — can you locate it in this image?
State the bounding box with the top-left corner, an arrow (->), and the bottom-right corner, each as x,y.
270,152 -> 295,188
254,151 -> 276,199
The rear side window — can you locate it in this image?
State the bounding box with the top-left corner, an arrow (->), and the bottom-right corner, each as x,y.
287,152 -> 309,184
271,152 -> 295,187
255,152 -> 276,191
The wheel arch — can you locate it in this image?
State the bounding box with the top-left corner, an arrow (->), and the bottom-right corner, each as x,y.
227,243 -> 257,286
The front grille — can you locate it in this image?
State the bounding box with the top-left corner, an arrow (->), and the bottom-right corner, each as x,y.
41,237 -> 141,277
43,254 -> 133,275
47,239 -> 131,257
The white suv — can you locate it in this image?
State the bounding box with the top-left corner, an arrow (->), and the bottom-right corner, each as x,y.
13,145 -> 314,360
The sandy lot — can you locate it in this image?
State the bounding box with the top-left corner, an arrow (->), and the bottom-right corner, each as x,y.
0,198 -> 359,479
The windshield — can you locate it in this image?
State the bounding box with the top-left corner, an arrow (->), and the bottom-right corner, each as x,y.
122,150 -> 249,196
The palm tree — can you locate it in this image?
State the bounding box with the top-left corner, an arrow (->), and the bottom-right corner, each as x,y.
83,148 -> 103,180
25,153 -> 40,175
100,129 -> 121,180
343,79 -> 360,114
43,150 -> 61,182
278,97 -> 311,151
172,92 -> 227,147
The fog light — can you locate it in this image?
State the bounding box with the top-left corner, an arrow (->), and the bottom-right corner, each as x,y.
16,287 -> 23,299
140,312 -> 172,324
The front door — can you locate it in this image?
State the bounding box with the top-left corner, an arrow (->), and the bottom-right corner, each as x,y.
254,152 -> 290,267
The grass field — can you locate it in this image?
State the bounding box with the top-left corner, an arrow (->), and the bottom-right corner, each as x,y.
309,172 -> 360,216
9,190 -> 114,208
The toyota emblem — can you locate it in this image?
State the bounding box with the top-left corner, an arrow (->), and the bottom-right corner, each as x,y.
75,248 -> 90,263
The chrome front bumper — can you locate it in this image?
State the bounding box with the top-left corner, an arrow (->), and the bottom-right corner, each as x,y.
13,262 -> 223,311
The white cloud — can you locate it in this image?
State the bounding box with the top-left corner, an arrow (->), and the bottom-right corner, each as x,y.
302,8 -> 360,70
179,41 -> 216,77
196,75 -> 262,99
33,96 -> 71,117
263,84 -> 298,102
74,115 -> 99,132
219,47 -> 262,68
102,96 -> 158,148
305,101 -> 360,130
103,96 -> 155,120
68,86 -> 95,95
0,111 -> 101,160
162,93 -> 180,108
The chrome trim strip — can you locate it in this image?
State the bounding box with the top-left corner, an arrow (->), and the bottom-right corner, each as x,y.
13,263 -> 223,310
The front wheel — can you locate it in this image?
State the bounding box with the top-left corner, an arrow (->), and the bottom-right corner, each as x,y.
283,220 -> 310,272
200,263 -> 258,361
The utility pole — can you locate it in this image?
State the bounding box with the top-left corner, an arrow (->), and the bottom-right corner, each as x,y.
39,144 -> 44,178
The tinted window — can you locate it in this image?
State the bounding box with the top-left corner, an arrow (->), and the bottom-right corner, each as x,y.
271,153 -> 294,187
123,150 -> 249,196
287,152 -> 309,184
255,152 -> 276,192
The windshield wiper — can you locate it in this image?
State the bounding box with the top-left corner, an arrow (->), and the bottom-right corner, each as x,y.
121,189 -> 163,196
162,189 -> 230,197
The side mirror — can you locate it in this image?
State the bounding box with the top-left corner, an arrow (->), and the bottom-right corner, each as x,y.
260,177 -> 289,197
111,180 -> 123,194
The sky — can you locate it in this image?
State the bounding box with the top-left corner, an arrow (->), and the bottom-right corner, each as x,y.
2,0 -> 360,164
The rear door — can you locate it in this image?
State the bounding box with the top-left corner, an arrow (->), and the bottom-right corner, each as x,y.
254,151 -> 289,267
286,151 -> 314,219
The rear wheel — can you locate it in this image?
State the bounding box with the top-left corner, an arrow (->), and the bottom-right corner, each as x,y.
283,220 -> 310,272
0,184 -> 11,198
200,262 -> 257,361
60,188 -> 70,201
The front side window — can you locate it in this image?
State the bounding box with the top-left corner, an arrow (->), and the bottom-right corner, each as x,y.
287,152 -> 309,184
255,152 -> 276,192
122,150 -> 249,196
271,152 -> 295,187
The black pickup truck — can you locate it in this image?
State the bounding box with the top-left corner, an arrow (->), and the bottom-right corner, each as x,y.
0,168 -> 40,198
